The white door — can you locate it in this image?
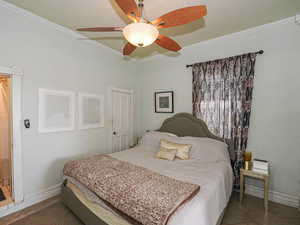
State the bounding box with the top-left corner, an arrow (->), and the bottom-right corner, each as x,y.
111,88 -> 133,152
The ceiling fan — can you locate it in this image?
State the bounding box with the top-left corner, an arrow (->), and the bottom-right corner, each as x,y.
77,0 -> 207,55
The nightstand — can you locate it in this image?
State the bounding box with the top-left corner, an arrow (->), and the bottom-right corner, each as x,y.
240,168 -> 270,212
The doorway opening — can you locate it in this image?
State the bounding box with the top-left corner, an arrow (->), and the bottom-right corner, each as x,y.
0,74 -> 12,207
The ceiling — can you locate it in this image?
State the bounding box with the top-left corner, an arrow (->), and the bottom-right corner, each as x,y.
4,0 -> 300,58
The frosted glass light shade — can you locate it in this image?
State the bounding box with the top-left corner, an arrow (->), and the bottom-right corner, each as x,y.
123,22 -> 159,47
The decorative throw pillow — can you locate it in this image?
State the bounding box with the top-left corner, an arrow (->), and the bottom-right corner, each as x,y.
155,147 -> 177,161
160,139 -> 192,160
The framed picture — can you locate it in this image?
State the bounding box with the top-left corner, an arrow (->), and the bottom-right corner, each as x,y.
155,91 -> 174,113
38,89 -> 76,133
78,93 -> 104,130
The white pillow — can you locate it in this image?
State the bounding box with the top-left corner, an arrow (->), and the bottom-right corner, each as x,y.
178,137 -> 230,163
140,131 -> 178,148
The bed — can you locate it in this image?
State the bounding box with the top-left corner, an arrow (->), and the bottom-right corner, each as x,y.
62,113 -> 233,225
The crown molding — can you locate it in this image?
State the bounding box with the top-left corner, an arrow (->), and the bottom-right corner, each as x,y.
0,0 -> 122,57
0,0 -> 297,62
141,16 -> 295,62
1,0 -> 296,62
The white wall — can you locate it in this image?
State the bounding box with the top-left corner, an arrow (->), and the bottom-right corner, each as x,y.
0,1 -> 138,199
137,18 -> 300,198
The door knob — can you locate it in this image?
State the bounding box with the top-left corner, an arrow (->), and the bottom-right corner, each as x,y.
113,131 -> 117,135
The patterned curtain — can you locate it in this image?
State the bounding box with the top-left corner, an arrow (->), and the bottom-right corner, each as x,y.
192,53 -> 256,188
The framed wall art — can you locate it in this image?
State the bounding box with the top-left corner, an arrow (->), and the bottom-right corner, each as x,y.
155,91 -> 174,113
78,93 -> 104,130
38,89 -> 76,133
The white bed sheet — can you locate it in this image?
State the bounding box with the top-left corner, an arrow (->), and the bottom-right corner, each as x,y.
68,144 -> 233,225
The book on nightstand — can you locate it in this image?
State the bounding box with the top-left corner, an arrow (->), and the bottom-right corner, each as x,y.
253,158 -> 269,174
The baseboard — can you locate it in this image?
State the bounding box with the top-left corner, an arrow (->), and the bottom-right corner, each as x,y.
0,183 -> 61,217
245,184 -> 299,208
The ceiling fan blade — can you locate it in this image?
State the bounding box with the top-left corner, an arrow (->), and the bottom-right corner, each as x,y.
115,0 -> 141,21
123,42 -> 137,55
155,34 -> 181,52
152,6 -> 207,29
77,27 -> 123,32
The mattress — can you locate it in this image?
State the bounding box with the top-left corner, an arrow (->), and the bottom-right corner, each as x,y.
65,144 -> 233,225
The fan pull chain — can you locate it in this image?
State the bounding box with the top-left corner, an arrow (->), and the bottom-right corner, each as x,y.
138,0 -> 144,18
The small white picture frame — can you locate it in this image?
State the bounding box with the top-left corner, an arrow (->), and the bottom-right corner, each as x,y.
155,91 -> 174,113
38,89 -> 76,133
78,93 -> 104,130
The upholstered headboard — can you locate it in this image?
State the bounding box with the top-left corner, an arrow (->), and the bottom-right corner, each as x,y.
158,113 -> 233,158
157,113 -> 221,140
158,113 -> 223,141
158,113 -> 234,159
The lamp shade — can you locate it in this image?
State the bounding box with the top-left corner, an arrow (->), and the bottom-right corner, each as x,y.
123,22 -> 159,47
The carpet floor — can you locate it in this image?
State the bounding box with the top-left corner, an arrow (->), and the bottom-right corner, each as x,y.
2,192 -> 300,225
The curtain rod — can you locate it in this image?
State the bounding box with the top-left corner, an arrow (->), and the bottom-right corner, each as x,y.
186,50 -> 264,68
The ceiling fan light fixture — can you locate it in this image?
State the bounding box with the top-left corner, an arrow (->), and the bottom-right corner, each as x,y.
123,22 -> 159,47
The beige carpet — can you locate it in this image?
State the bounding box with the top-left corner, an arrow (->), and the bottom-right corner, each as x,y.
3,193 -> 300,225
